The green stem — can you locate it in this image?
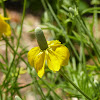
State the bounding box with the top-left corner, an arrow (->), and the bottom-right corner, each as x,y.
76,15 -> 100,59
3,36 -> 28,67
93,5 -> 99,36
40,78 -> 63,100
1,0 -> 8,64
35,77 -> 46,100
29,67 -> 46,100
1,0 -> 6,17
82,7 -> 100,15
41,0 -> 48,11
16,0 -> 26,50
0,86 -> 3,100
60,70 -> 92,100
86,45 -> 100,69
14,81 -> 36,90
45,0 -> 64,30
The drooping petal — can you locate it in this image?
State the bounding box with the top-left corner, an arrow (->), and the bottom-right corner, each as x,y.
48,40 -> 70,66
28,47 -> 40,66
46,49 -> 61,72
0,15 -> 11,37
34,51 -> 46,78
54,45 -> 70,66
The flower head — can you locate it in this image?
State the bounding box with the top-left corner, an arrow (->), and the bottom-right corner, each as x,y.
28,27 -> 70,78
0,14 -> 11,38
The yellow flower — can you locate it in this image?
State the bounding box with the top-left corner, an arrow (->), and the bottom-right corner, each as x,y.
28,27 -> 70,78
0,14 -> 11,38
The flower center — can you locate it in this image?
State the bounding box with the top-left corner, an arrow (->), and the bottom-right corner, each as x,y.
35,27 -> 48,50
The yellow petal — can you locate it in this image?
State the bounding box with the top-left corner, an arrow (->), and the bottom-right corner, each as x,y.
48,40 -> 61,47
48,40 -> 70,66
34,51 -> 46,78
0,14 -> 10,20
47,40 -> 61,45
3,22 -> 11,36
48,40 -> 63,51
0,15 -> 11,37
28,47 -> 40,66
46,49 -> 61,72
3,18 -> 10,20
54,45 -> 70,66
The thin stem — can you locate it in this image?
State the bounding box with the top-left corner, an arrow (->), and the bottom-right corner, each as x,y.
93,5 -> 99,36
1,0 -> 6,16
86,45 -> 100,69
35,77 -> 46,100
41,0 -> 48,11
40,78 -> 63,100
14,81 -> 36,90
16,0 -> 26,50
76,15 -> 100,59
3,36 -> 28,66
82,7 -> 100,15
68,39 -> 80,61
45,0 -> 64,31
29,66 -> 46,100
60,70 -> 92,100
1,0 -> 8,64
0,86 -> 3,100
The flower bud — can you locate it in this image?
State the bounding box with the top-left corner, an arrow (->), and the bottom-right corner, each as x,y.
35,27 -> 48,50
